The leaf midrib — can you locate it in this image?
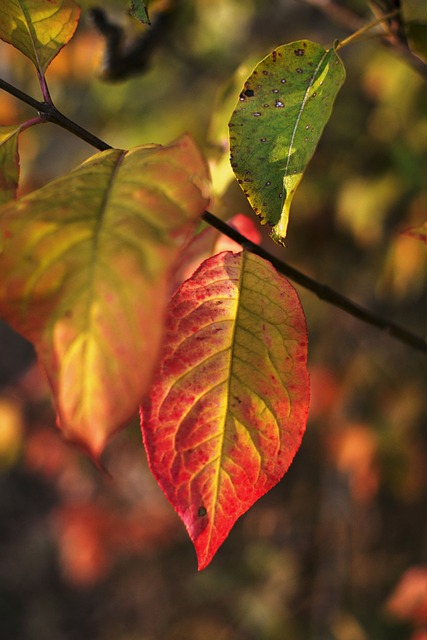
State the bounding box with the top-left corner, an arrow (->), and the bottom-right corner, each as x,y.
205,252 -> 245,562
284,47 -> 329,180
17,0 -> 46,73
79,150 -> 126,417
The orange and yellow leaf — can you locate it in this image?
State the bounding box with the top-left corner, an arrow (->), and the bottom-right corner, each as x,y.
0,0 -> 80,74
141,250 -> 310,569
0,134 -> 210,456
0,125 -> 20,205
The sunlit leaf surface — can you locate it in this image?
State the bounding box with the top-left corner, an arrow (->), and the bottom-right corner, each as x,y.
129,0 -> 150,25
229,40 -> 345,243
141,250 -> 310,569
0,0 -> 80,74
0,126 -> 20,205
0,134 -> 210,456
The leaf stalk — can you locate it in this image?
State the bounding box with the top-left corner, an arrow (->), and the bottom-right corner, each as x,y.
336,9 -> 399,50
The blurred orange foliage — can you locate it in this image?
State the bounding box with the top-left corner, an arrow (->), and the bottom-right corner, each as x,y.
47,31 -> 103,81
386,566 -> 427,639
326,423 -> 379,504
52,502 -> 175,585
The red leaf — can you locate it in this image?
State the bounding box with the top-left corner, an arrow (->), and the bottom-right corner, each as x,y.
141,250 -> 310,569
214,213 -> 261,253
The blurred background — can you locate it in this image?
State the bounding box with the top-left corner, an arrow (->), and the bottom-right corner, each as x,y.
0,1 -> 426,638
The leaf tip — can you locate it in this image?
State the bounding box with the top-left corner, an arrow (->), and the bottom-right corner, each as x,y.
196,555 -> 211,571
56,412 -> 109,463
195,536 -> 217,571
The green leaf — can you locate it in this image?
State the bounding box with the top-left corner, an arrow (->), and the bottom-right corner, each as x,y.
0,0 -> 80,74
0,134 -> 210,456
129,0 -> 151,25
229,40 -> 346,244
141,250 -> 310,569
0,126 -> 20,205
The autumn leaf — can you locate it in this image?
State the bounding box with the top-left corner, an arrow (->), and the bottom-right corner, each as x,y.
0,125 -> 20,205
129,0 -> 151,25
214,213 -> 261,254
141,250 -> 310,569
0,134 -> 210,456
0,0 -> 80,75
229,40 -> 345,244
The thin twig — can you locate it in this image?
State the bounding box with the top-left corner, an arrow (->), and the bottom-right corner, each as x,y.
46,106 -> 111,151
301,0 -> 426,76
202,212 -> 426,354
0,77 -> 45,112
336,9 -> 399,50
0,78 -> 111,151
0,77 -> 425,354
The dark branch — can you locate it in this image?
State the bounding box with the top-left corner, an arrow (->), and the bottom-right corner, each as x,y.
0,77 -> 44,112
46,106 -> 112,151
0,77 -> 425,354
0,78 -> 111,151
202,212 -> 426,354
